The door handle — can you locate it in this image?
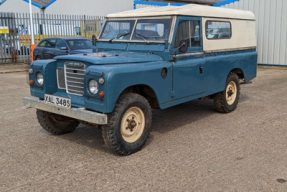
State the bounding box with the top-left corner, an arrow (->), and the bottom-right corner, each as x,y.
199,66 -> 203,74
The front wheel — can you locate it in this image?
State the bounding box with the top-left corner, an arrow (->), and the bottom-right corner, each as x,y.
214,72 -> 240,113
36,109 -> 79,135
102,93 -> 152,155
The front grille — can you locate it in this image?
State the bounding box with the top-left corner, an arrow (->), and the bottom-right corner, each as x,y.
57,68 -> 65,89
64,62 -> 85,96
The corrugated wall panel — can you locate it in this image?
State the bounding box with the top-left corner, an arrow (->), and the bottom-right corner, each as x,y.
222,0 -> 287,65
273,0 -> 283,65
281,0 -> 287,65
260,1 -> 271,63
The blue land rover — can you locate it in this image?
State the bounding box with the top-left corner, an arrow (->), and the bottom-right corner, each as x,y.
24,4 -> 257,155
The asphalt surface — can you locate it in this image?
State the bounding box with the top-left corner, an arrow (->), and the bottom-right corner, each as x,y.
1,68 -> 287,191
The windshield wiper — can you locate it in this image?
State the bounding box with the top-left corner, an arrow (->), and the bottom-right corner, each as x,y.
109,32 -> 131,43
136,33 -> 148,42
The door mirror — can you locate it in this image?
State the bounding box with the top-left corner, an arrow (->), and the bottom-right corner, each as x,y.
60,47 -> 68,50
178,40 -> 188,53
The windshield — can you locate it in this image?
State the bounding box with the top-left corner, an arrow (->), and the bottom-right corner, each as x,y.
100,20 -> 136,40
99,18 -> 172,42
66,39 -> 93,50
132,19 -> 172,41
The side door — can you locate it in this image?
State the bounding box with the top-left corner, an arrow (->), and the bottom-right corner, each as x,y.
171,17 -> 206,100
54,39 -> 69,57
43,39 -> 57,59
33,40 -> 47,59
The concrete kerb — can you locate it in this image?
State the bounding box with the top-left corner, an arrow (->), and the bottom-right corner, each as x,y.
0,63 -> 29,74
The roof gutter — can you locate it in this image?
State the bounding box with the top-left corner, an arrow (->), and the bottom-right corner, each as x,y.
0,0 -> 7,6
20,0 -> 57,9
43,0 -> 56,9
22,0 -> 42,8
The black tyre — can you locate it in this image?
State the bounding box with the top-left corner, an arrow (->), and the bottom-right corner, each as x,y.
214,72 -> 240,113
102,93 -> 152,155
35,56 -> 41,60
36,109 -> 79,135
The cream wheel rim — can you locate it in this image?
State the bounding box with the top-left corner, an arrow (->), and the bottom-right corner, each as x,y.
226,81 -> 237,105
120,106 -> 145,143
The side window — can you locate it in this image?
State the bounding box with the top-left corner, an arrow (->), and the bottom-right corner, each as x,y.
206,21 -> 231,39
38,40 -> 47,47
174,20 -> 201,48
45,39 -> 56,48
56,40 -> 67,49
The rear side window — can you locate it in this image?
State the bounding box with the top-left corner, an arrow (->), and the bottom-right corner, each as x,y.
46,39 -> 56,48
174,20 -> 201,48
206,21 -> 231,39
38,40 -> 47,47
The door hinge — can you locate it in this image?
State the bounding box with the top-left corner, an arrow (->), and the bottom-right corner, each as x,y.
170,90 -> 175,98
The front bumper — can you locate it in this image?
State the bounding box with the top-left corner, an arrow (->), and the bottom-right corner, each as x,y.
23,97 -> 107,125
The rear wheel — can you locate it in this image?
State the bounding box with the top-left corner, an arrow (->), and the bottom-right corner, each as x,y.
36,109 -> 79,135
214,72 -> 240,113
35,56 -> 41,60
102,93 -> 152,155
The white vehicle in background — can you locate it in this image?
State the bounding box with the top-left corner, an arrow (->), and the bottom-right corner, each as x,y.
3,25 -> 30,55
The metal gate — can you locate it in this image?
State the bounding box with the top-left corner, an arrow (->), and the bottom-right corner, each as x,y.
0,12 -> 27,64
0,12 -> 105,64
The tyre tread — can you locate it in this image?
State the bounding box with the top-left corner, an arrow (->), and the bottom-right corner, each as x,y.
36,109 -> 79,135
102,93 -> 152,155
214,72 -> 240,113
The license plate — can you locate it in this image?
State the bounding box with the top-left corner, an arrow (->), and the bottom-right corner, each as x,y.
44,94 -> 71,108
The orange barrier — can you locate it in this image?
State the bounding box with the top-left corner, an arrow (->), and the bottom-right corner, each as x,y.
30,44 -> 37,63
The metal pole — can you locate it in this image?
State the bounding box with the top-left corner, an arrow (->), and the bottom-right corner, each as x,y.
29,0 -> 35,44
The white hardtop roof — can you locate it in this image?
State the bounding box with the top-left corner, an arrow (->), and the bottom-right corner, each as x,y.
107,4 -> 255,20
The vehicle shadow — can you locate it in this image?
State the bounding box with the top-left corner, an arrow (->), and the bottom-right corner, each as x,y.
151,99 -> 215,134
57,96 -> 247,155
57,99 -> 216,154
57,124 -> 110,154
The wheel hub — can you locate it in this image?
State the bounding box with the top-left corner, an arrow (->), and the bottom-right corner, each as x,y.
227,89 -> 234,97
126,119 -> 137,132
121,107 -> 145,143
226,81 -> 237,105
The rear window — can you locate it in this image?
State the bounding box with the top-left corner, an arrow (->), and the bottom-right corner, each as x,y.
206,21 -> 231,39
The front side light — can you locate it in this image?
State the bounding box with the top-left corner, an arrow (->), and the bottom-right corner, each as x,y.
29,68 -> 33,74
36,73 -> 44,85
99,77 -> 105,85
89,79 -> 98,95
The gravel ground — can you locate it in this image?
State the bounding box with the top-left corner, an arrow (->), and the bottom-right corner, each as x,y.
0,68 -> 287,191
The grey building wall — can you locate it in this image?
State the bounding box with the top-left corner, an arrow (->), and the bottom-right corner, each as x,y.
221,0 -> 287,66
0,0 -> 134,16
0,0 -> 41,13
44,0 -> 134,16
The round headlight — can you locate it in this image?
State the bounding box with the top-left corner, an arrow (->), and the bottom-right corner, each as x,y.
89,80 -> 98,95
36,73 -> 43,85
